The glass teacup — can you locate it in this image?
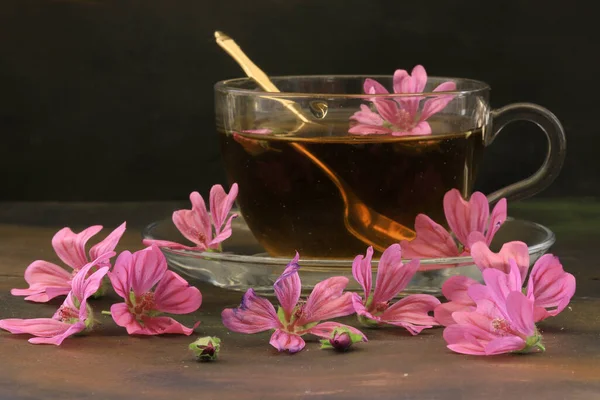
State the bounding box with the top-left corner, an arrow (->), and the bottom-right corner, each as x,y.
215,74 -> 565,259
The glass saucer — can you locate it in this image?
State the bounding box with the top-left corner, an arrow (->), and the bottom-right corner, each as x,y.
142,216 -> 555,296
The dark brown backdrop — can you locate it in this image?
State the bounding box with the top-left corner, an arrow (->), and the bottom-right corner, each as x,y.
0,0 -> 597,201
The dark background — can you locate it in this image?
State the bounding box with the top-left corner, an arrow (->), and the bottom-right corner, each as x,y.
1,0 -> 597,201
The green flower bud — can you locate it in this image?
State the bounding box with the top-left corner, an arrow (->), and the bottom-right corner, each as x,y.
320,327 -> 365,352
189,336 -> 221,361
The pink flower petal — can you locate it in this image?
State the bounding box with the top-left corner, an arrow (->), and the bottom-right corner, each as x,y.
52,225 -> 103,270
11,260 -> 72,302
470,241 -> 529,281
527,254 -> 575,320
297,277 -> 354,325
486,198 -> 507,245
351,247 -> 373,301
373,98 -> 401,123
51,292 -> 77,320
394,65 -> 427,117
209,213 -> 238,246
443,324 -> 490,355
89,222 -> 126,265
351,293 -> 381,323
131,316 -> 199,336
172,191 -> 212,249
363,78 -> 389,95
481,261 -> 523,314
108,251 -> 133,300
129,246 -> 168,296
221,289 -> 281,334
381,294 -> 440,335
505,291 -> 535,337
273,253 -> 301,318
410,65 -> 428,93
373,244 -> 420,305
533,307 -> 550,322
420,81 -> 457,121
210,183 -> 238,236
453,306 -> 497,331
348,124 -> 392,135
444,190 -> 489,248
110,302 -> 141,334
466,284 -> 493,305
441,275 -> 479,304
400,214 -> 460,260
70,252 -> 113,302
350,105 -> 385,125
392,69 -> 409,94
434,301 -> 473,326
28,322 -> 85,345
307,322 -> 367,342
484,336 -> 526,355
0,318 -> 73,336
153,270 -> 202,314
466,231 -> 486,248
269,329 -> 306,353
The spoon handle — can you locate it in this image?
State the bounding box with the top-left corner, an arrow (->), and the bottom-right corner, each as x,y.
215,31 -> 313,124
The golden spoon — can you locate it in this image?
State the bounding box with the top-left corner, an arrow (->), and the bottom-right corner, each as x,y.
215,31 -> 416,251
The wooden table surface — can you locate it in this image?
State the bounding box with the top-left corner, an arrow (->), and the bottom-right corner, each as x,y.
0,201 -> 599,400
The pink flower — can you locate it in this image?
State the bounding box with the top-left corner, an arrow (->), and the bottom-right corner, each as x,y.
108,245 -> 202,335
349,65 -> 456,136
11,223 -> 126,302
143,185 -> 238,251
0,253 -> 113,345
400,189 -> 507,263
443,262 -> 544,356
350,245 -> 440,334
221,253 -> 366,353
436,241 -> 576,325
433,275 -> 479,326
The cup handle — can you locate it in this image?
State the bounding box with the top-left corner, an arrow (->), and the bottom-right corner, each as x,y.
485,103 -> 567,204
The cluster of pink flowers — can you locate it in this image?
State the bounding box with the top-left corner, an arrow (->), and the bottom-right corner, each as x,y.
0,67 -> 577,356
400,189 -> 507,263
220,188 -> 575,355
0,182 -> 576,356
439,241 -> 575,355
0,184 -> 239,345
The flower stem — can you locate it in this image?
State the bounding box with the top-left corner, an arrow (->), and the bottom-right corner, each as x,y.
536,342 -> 546,352
101,310 -> 112,316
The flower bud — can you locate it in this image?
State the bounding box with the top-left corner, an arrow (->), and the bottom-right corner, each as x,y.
320,327 -> 365,352
189,336 -> 221,361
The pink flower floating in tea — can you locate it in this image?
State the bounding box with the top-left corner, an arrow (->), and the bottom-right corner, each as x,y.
400,189 -> 507,267
143,184 -> 238,252
442,259 -> 549,356
221,253 -> 367,353
11,223 -> 126,302
351,244 -> 440,333
349,65 -> 456,136
0,253 -> 113,345
108,245 -> 202,335
435,241 -> 576,327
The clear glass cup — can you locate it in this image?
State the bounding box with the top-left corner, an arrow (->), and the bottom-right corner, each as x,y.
214,75 -> 566,259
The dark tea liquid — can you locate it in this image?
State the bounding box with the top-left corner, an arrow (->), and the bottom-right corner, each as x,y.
220,120 -> 484,259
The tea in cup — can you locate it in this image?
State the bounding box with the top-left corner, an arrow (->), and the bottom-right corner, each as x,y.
215,70 -> 565,258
